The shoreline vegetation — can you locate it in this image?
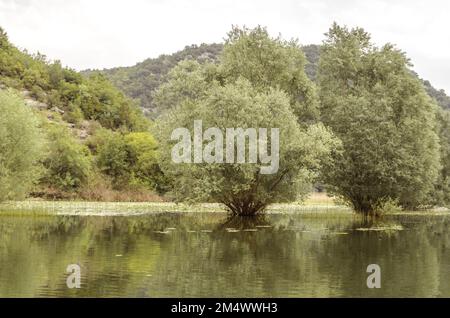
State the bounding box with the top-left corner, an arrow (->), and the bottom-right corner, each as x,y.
1,193 -> 448,216
1,24 -> 449,216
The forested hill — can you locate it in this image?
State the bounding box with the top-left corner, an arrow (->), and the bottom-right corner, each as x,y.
0,27 -> 165,201
0,27 -> 148,132
87,43 -> 223,117
95,43 -> 450,114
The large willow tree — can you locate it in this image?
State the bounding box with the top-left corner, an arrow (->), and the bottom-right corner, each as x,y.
318,23 -> 441,214
155,26 -> 338,216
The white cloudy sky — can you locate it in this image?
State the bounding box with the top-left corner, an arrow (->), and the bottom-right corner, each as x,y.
1,0 -> 449,92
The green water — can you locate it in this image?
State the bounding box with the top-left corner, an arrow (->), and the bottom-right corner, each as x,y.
0,211 -> 449,297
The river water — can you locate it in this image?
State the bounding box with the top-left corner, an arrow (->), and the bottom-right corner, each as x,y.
0,211 -> 449,297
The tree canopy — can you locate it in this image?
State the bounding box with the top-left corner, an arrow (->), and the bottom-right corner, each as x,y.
98,37 -> 450,114
318,23 -> 441,214
0,89 -> 44,201
155,27 -> 338,215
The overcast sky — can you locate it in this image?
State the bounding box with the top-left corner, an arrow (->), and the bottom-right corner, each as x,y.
1,0 -> 449,93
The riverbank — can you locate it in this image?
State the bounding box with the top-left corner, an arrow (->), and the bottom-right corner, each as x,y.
0,192 -> 448,216
0,201 -> 349,216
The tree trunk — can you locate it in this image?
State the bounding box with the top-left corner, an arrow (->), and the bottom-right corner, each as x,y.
224,200 -> 267,216
352,199 -> 381,217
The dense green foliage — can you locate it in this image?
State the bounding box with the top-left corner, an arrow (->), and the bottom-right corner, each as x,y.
0,26 -> 163,201
90,129 -> 164,192
422,80 -> 450,110
99,42 -> 450,114
0,27 -> 148,131
95,43 -> 223,116
318,23 -> 441,214
155,27 -> 319,122
0,23 -> 448,213
220,26 -> 319,123
156,27 -> 338,215
0,90 -> 44,200
433,110 -> 450,207
40,124 -> 92,192
301,44 -> 321,81
95,130 -> 133,189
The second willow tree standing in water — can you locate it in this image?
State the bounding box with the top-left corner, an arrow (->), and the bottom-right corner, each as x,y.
318,23 -> 441,214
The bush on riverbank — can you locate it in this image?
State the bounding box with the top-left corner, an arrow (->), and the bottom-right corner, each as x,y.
0,90 -> 45,201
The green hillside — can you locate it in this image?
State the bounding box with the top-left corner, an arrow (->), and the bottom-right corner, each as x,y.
97,43 -> 450,113
89,43 -> 223,117
0,27 -> 165,201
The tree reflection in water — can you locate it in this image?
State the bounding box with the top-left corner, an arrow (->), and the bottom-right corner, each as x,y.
0,212 -> 449,297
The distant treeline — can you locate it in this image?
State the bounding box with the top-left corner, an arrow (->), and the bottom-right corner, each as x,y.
96,43 -> 450,114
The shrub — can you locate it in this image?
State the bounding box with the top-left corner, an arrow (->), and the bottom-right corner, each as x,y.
0,89 -> 45,201
79,172 -> 163,202
62,102 -> 84,125
40,124 -> 92,191
93,129 -> 166,192
124,132 -> 167,192
94,130 -> 131,189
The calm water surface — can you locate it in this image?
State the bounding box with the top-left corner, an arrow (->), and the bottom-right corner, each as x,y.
0,211 -> 449,297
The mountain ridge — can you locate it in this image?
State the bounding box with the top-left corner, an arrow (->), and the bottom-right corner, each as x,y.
91,43 -> 450,114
